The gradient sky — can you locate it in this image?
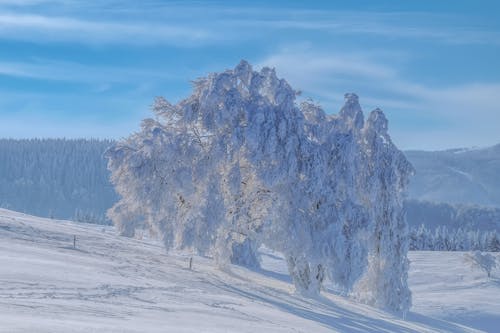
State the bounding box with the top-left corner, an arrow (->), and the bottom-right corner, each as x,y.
1,0 -> 499,150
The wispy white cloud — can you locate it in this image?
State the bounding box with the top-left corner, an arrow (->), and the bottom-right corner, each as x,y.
260,48 -> 395,81
0,5 -> 498,46
0,88 -> 151,137
0,13 -> 215,45
0,113 -> 142,139
0,59 -> 181,83
215,8 -> 500,45
0,3 -> 498,149
0,0 -> 48,4
229,19 -> 500,45
257,46 -> 403,105
258,46 -> 500,150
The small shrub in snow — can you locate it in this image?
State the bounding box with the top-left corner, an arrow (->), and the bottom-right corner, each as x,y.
464,251 -> 497,278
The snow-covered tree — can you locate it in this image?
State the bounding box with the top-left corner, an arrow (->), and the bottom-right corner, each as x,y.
349,107 -> 413,312
106,61 -> 413,312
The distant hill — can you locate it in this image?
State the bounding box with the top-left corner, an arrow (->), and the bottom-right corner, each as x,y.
405,199 -> 500,231
405,144 -> 500,207
1,138 -> 499,231
404,144 -> 500,232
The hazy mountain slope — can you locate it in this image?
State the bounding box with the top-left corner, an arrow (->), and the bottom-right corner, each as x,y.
1,138 -> 499,235
405,144 -> 500,207
0,208 -> 495,333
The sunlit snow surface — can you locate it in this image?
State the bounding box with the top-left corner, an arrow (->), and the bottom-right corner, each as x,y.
0,209 -> 497,332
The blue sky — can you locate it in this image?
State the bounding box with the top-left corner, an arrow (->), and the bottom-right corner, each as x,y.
0,0 -> 499,150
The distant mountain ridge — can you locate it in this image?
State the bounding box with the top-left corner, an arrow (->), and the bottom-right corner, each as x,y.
405,143 -> 500,207
1,138 -> 499,232
404,143 -> 500,232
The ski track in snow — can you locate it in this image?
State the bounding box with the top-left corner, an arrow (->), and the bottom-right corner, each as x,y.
0,209 -> 497,332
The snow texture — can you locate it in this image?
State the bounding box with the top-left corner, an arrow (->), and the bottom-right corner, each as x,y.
1,209 -> 497,333
106,61 -> 413,312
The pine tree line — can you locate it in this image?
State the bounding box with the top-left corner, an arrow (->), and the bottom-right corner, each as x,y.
409,225 -> 500,252
107,61 -> 413,312
0,138 -> 117,222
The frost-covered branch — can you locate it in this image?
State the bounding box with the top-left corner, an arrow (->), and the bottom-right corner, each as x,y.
106,60 -> 413,312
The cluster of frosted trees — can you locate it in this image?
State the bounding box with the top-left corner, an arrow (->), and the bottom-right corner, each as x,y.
107,61 -> 413,312
0,138 -> 116,222
409,225 -> 500,251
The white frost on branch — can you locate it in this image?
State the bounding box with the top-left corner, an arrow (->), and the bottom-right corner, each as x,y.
106,60 -> 414,312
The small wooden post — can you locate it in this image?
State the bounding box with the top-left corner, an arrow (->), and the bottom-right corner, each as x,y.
73,235 -> 76,249
189,257 -> 193,270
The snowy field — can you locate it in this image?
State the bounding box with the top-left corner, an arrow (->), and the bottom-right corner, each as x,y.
0,208 -> 498,332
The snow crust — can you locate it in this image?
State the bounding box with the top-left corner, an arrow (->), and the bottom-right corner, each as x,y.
1,209 -> 496,333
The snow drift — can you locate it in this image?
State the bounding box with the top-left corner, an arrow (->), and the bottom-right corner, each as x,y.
2,208 -> 496,333
106,61 -> 413,312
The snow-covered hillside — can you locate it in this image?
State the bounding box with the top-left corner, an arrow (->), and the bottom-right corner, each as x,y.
406,144 -> 500,207
1,209 -> 497,332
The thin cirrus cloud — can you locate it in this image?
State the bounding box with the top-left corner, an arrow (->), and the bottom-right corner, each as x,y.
228,18 -> 500,46
210,7 -> 500,46
259,50 -> 396,82
259,48 -> 500,149
0,0 -> 45,4
0,60 -> 180,83
0,2 -> 498,150
258,48 -> 404,105
260,47 -> 500,115
0,112 -> 143,139
0,7 -> 498,46
0,13 -> 215,45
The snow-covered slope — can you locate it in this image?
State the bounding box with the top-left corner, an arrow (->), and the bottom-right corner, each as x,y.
405,144 -> 500,207
0,209 -> 497,333
404,144 -> 500,233
410,252 -> 500,332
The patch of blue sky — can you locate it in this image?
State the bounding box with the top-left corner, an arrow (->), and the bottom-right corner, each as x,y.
0,0 -> 499,149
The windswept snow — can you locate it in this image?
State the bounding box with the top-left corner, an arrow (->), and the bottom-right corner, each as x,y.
0,209 -> 497,332
410,251 -> 500,332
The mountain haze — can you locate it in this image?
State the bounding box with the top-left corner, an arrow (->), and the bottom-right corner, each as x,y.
1,140 -> 499,232
406,144 -> 500,207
